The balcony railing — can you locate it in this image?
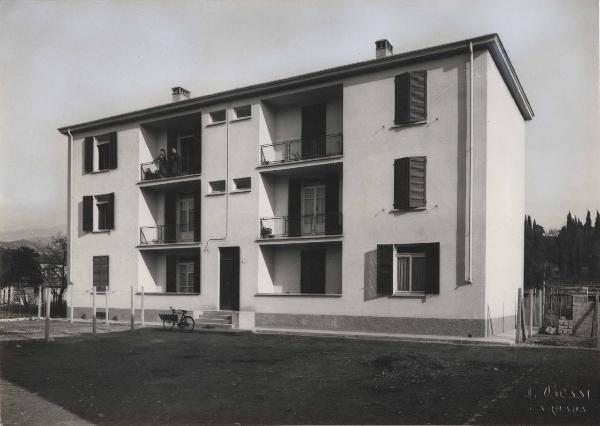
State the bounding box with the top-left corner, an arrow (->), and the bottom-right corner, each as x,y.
259,133 -> 343,166
259,213 -> 343,239
140,158 -> 200,182
139,224 -> 198,245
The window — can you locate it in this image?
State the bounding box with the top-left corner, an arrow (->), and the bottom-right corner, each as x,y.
84,132 -> 117,173
209,180 -> 226,194
177,261 -> 195,293
394,156 -> 426,209
82,193 -> 114,232
93,256 -> 109,292
395,251 -> 426,293
233,105 -> 251,120
209,109 -> 226,124
376,243 -> 439,296
233,177 -> 251,191
394,71 -> 427,125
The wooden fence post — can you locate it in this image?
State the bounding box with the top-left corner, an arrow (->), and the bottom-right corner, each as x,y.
37,285 -> 42,319
130,286 -> 135,330
141,286 -> 145,327
538,287 -> 544,330
520,290 -> 527,342
516,288 -> 522,342
595,291 -> 600,349
105,286 -> 110,325
69,282 -> 74,323
528,289 -> 533,338
45,287 -> 51,342
92,286 -> 97,334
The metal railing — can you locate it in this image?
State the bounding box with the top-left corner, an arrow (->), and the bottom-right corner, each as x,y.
139,224 -> 198,245
259,133 -> 343,166
140,158 -> 200,181
259,213 -> 343,238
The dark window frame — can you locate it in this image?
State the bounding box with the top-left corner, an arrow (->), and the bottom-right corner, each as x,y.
93,256 -> 109,292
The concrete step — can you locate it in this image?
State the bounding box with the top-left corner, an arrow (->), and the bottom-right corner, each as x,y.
201,310 -> 235,317
196,317 -> 232,325
197,322 -> 232,330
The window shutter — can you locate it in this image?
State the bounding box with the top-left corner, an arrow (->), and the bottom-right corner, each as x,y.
106,193 -> 115,230
108,132 -> 118,169
166,255 -> 176,293
409,71 -> 427,122
394,158 -> 410,209
82,196 -> 93,232
394,73 -> 410,125
424,242 -> 440,295
193,254 -> 200,293
325,175 -> 340,234
193,189 -> 200,242
93,256 -> 108,292
191,129 -> 201,173
84,137 -> 93,173
164,192 -> 177,242
394,71 -> 427,125
376,244 -> 393,295
408,157 -> 426,208
288,178 -> 302,237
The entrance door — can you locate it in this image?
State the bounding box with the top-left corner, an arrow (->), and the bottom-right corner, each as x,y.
300,250 -> 326,294
178,195 -> 195,241
302,184 -> 325,235
301,104 -> 326,159
219,247 -> 240,311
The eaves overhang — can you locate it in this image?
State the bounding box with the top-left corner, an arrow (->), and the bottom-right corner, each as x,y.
58,33 -> 533,135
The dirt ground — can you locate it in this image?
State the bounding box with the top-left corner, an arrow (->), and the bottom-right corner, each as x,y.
0,321 -> 598,425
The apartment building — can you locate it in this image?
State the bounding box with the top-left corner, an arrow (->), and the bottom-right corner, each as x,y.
59,34 -> 533,337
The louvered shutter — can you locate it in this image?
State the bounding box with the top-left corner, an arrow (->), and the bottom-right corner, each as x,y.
288,179 -> 302,237
84,137 -> 94,173
93,256 -> 108,292
325,175 -> 340,234
376,244 -> 393,295
82,196 -> 93,232
394,158 -> 410,209
408,157 -> 426,208
424,243 -> 440,295
394,71 -> 427,125
191,129 -> 201,173
164,192 -> 177,242
193,254 -> 200,293
108,132 -> 117,169
193,189 -> 200,241
106,193 -> 115,230
166,255 -> 176,293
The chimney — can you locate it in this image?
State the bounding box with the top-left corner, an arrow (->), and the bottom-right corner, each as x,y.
375,39 -> 393,59
171,86 -> 191,102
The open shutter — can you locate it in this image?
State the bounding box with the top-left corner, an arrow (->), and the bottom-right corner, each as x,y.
106,193 -> 115,230
191,129 -> 201,173
193,189 -> 200,242
395,71 -> 427,125
193,254 -> 200,293
166,255 -> 176,293
424,242 -> 440,295
376,244 -> 393,295
84,137 -> 93,173
394,158 -> 410,209
408,157 -> 426,208
288,178 -> 302,237
325,175 -> 340,234
108,132 -> 117,169
82,196 -> 93,232
164,192 -> 177,242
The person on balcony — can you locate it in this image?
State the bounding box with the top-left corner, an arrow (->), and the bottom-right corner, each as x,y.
154,148 -> 167,176
168,147 -> 180,176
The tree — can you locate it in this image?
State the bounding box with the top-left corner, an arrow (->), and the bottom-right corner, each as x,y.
40,234 -> 68,300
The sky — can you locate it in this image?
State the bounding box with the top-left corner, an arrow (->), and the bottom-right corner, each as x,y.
0,0 -> 598,232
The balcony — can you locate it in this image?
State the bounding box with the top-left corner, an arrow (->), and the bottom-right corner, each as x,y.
259,134 -> 343,167
140,158 -> 200,182
139,224 -> 199,248
259,213 -> 342,241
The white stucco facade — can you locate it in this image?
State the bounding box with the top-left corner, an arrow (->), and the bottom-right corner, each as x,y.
62,35 -> 532,337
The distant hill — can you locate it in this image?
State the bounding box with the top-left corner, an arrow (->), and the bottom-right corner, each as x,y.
0,238 -> 49,251
0,225 -> 66,243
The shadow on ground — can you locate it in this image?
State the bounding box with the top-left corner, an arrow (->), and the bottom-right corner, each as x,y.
1,328 -> 598,425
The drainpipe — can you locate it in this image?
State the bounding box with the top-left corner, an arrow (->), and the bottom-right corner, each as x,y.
204,109 -> 229,249
465,42 -> 474,285
66,129 -> 73,320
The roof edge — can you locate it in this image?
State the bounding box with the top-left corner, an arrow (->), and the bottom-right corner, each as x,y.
58,33 -> 533,135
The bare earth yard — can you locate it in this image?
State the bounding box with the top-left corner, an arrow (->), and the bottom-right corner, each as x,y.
0,321 -> 598,425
